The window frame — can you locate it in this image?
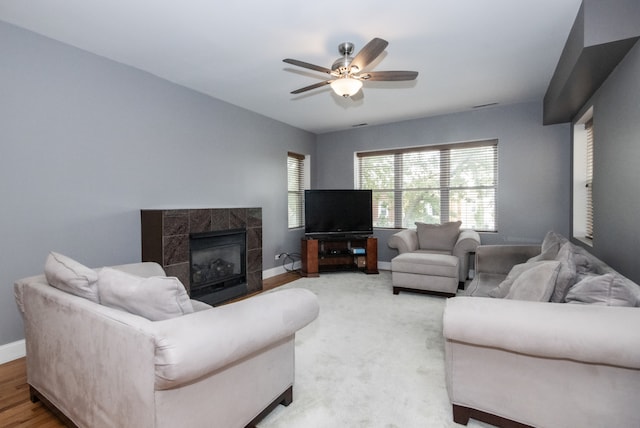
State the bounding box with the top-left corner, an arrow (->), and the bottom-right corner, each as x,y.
356,139 -> 498,232
287,151 -> 305,229
572,108 -> 594,245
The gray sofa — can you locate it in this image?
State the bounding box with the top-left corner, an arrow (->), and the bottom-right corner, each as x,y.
14,253 -> 319,428
443,233 -> 640,427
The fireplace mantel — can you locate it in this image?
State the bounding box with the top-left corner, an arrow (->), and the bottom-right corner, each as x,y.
140,208 -> 262,296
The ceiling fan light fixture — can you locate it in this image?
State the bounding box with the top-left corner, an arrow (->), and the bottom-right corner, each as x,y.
330,77 -> 363,97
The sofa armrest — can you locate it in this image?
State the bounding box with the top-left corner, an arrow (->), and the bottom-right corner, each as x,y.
388,228 -> 419,253
475,244 -> 541,275
150,288 -> 319,390
443,297 -> 640,369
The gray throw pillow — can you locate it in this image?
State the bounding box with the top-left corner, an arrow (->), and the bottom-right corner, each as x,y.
98,267 -> 194,321
488,262 -> 535,298
44,251 -> 99,303
527,231 -> 568,262
550,242 -> 578,303
489,261 -> 558,298
565,273 -> 639,306
415,221 -> 461,252
504,260 -> 561,302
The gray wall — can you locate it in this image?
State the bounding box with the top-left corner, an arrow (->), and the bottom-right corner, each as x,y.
573,41 -> 640,283
316,102 -> 572,262
0,22 -> 314,345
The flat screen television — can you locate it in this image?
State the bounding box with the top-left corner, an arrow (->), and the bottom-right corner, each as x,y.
304,189 -> 373,237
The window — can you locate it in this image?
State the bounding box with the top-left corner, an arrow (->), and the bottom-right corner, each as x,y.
287,152 -> 305,229
572,108 -> 593,244
585,119 -> 594,239
357,140 -> 498,231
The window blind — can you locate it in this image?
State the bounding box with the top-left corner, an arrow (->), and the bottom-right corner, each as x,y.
287,152 -> 305,229
357,140 -> 498,231
585,119 -> 594,239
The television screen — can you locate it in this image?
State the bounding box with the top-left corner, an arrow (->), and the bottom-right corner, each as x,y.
304,189 -> 373,236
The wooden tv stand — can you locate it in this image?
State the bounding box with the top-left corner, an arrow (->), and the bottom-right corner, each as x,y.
300,236 -> 378,277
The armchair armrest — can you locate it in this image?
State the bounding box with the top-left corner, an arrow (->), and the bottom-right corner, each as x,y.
474,244 -> 541,276
452,230 -> 481,281
452,229 -> 481,259
150,288 -> 319,390
388,228 -> 419,253
444,297 -> 640,368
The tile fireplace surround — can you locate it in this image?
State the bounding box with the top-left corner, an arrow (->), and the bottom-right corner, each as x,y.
140,208 -> 263,295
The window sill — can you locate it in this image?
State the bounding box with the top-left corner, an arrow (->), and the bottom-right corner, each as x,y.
573,236 -> 593,247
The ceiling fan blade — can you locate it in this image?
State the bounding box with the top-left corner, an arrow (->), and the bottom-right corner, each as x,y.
350,38 -> 388,71
283,58 -> 333,75
363,71 -> 419,81
290,80 -> 332,94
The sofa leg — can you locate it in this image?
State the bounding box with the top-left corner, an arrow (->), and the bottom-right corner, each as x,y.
29,385 -> 40,403
452,403 -> 534,428
245,386 -> 294,428
393,287 -> 400,295
453,404 -> 470,425
281,385 -> 293,406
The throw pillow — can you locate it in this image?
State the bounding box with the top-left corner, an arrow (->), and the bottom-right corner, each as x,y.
488,262 -> 534,298
415,221 -> 461,252
98,267 -> 194,321
550,242 -> 578,303
565,273 -> 639,306
527,231 -> 568,262
489,261 -> 557,298
504,260 -> 561,302
44,252 -> 99,303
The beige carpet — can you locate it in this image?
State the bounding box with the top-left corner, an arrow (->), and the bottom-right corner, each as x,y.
258,271 -> 489,428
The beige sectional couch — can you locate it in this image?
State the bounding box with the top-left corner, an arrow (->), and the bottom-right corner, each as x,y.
14,253 -> 319,428
443,232 -> 640,427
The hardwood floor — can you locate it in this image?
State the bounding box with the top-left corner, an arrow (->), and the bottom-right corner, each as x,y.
0,358 -> 65,427
0,271 -> 301,427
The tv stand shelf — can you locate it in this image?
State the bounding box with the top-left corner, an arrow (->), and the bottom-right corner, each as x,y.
301,236 -> 378,277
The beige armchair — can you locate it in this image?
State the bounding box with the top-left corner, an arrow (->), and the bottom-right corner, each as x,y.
388,222 -> 481,296
14,260 -> 319,428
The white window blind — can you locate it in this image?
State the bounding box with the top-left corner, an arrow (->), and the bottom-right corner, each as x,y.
357,140 -> 498,231
585,119 -> 594,239
287,152 -> 305,229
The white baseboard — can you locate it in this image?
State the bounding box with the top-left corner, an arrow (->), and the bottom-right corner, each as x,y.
264,261 -> 388,279
377,261 -> 391,271
0,339 -> 26,364
263,261 -> 302,279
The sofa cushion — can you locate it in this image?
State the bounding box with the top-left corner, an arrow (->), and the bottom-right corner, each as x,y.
98,267 -> 194,321
44,252 -> 99,303
504,260 -> 561,301
415,221 -> 461,252
565,273 -> 639,306
527,231 -> 568,262
550,242 -> 580,303
489,260 -> 558,298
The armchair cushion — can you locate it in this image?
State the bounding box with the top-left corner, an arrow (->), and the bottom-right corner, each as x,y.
415,221 -> 461,251
44,251 -> 99,303
98,267 -> 194,321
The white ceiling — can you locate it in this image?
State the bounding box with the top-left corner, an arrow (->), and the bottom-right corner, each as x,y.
1,0 -> 582,134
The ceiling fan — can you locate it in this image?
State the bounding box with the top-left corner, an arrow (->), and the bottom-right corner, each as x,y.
283,37 -> 418,98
